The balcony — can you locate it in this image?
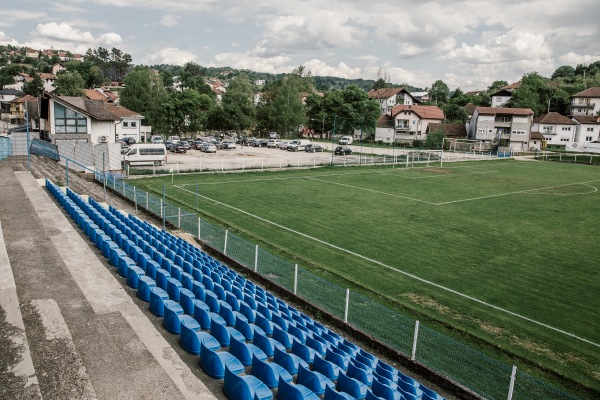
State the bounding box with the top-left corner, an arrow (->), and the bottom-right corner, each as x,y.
395,124 -> 410,131
571,101 -> 595,108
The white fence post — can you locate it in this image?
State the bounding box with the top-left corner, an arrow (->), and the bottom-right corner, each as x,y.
224,230 -> 229,255
178,207 -> 181,228
146,192 -> 149,210
411,320 -> 420,360
507,365 -> 517,400
254,245 -> 259,272
294,264 -> 298,294
160,199 -> 163,219
344,288 -> 350,323
133,187 -> 137,214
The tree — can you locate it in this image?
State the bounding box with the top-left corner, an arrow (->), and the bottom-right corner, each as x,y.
88,66 -> 104,88
120,67 -> 167,129
425,128 -> 445,149
373,78 -> 387,90
552,65 -> 575,81
267,74 -> 306,137
430,80 -> 450,104
443,103 -> 469,123
53,71 -> 85,96
220,74 -> 256,134
163,90 -> 212,135
23,73 -> 44,97
487,80 -> 509,93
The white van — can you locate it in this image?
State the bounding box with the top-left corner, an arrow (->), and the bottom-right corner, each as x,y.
167,135 -> 180,143
339,136 -> 353,145
287,139 -> 311,151
123,144 -> 167,166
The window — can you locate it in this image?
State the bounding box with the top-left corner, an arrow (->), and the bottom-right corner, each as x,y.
586,136 -> 593,141
511,130 -> 526,135
477,128 -> 486,133
498,116 -> 511,123
561,127 -> 571,131
560,138 -> 570,142
140,147 -> 165,155
587,127 -> 594,132
54,103 -> 87,134
122,122 -> 129,128
130,121 -> 137,128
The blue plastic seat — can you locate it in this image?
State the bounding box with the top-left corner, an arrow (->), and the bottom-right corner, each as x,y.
347,362 -> 374,388
325,348 -> 349,371
109,247 -> 126,268
179,288 -> 196,315
296,364 -> 335,396
272,325 -> 294,351
223,364 -> 273,400
255,313 -> 273,336
144,260 -> 160,280
204,290 -> 220,313
252,328 -> 279,358
276,376 -> 320,400
273,346 -> 309,375
239,301 -> 256,323
226,292 -> 241,311
118,256 -> 136,278
372,377 -> 402,400
149,287 -> 169,317
192,280 -> 206,301
419,384 -> 445,400
228,334 -> 267,367
179,315 -> 220,356
313,353 -> 341,381
324,385 -> 355,400
166,278 -> 183,301
397,379 -> 423,399
163,300 -> 184,334
356,352 -> 378,369
193,300 -> 212,330
210,317 -> 245,347
337,342 -> 358,357
199,341 -> 244,379
218,300 -> 236,326
181,272 -> 194,290
234,315 -> 254,341
136,276 -> 156,302
155,268 -> 171,291
306,336 -> 328,357
336,371 -> 368,400
291,340 -> 316,365
250,354 -> 293,389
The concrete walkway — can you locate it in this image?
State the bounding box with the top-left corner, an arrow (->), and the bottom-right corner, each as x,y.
0,167 -> 218,399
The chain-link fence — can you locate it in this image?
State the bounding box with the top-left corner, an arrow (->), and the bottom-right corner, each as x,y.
1,134 -> 582,400
535,151 -> 600,165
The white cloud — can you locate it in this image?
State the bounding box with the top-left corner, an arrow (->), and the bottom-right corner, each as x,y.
212,52 -> 292,73
98,32 -> 123,46
35,22 -> 95,43
559,52 -> 600,65
160,14 -> 180,27
144,47 -> 198,65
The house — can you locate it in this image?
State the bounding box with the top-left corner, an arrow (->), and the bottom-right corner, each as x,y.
0,89 -> 20,113
85,88 -> 119,104
39,73 -> 56,92
532,112 -> 577,148
368,88 -> 419,115
51,63 -> 65,76
374,104 -> 444,144
25,48 -> 39,58
490,82 -> 520,107
2,95 -> 40,133
571,115 -> 600,143
570,87 -> 600,117
464,103 -> 477,119
410,91 -> 430,103
43,93 -> 144,145
467,107 -> 534,151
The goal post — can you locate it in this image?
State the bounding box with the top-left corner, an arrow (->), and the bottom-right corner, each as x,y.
391,149 -> 444,169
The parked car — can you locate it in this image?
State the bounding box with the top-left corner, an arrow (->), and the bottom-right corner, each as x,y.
278,141 -> 289,150
267,139 -> 282,148
164,140 -> 174,150
212,141 -> 224,149
191,140 -> 205,150
170,142 -> 187,153
334,146 -> 352,155
221,141 -> 237,149
200,143 -> 217,153
287,139 -> 311,151
338,135 -> 354,145
178,140 -> 191,150
305,144 -> 324,153
150,135 -> 164,144
121,137 -> 136,146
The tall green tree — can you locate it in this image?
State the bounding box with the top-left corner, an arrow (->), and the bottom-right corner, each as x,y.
430,79 -> 450,104
120,67 -> 167,129
163,90 -> 213,135
268,75 -> 306,137
23,73 -> 44,97
53,71 -> 85,96
220,74 -> 256,134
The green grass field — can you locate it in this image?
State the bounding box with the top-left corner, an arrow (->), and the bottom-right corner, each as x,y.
132,159 -> 600,396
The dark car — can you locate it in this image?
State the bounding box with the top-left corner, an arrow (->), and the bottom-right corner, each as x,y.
191,140 -> 204,150
259,139 -> 269,147
334,146 -> 352,155
252,139 -> 261,147
305,144 -> 324,153
164,140 -> 174,150
170,142 -> 187,153
121,137 -> 136,146
178,140 -> 191,150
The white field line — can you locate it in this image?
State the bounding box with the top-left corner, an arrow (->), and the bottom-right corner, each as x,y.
305,177 -> 438,205
173,184 -> 600,348
377,170 -> 499,180
436,179 -> 600,205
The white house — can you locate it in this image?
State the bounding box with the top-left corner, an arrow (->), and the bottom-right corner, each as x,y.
532,112 -> 577,148
467,107 -> 534,151
572,115 -> 600,143
570,87 -> 600,117
368,88 -> 419,115
489,82 -> 520,107
375,104 -> 444,144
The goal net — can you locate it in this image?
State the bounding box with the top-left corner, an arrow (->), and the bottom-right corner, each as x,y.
391,149 -> 444,169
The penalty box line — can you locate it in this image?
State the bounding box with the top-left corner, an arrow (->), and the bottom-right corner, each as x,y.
173,184 -> 600,349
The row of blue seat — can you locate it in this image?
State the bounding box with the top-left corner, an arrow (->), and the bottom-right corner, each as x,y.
47,180 -> 445,400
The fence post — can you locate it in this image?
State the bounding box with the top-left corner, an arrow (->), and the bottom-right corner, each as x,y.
134,186 -> 137,215
195,183 -> 199,213
293,264 -> 298,295
178,207 -> 181,228
66,159 -> 69,187
344,288 -> 350,323
122,180 -> 125,196
507,365 -> 517,400
198,217 -> 201,240
411,320 -> 420,360
102,153 -> 107,202
441,149 -> 444,167
575,154 -> 577,163
221,161 -> 224,172
224,230 -> 228,255
146,191 -> 148,210
254,245 -> 259,272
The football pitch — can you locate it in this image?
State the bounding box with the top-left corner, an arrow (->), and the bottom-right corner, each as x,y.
132,159 -> 600,394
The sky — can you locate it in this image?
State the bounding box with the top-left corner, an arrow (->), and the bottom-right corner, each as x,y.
1,0 -> 599,91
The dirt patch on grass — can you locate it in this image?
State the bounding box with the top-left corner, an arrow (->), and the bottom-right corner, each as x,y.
475,319 -> 506,336
423,168 -> 452,174
510,335 -> 560,361
401,293 -> 451,314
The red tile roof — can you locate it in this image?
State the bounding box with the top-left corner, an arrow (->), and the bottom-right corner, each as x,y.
572,87 -> 600,98
390,104 -> 444,120
427,123 -> 467,137
533,112 -> 576,125
367,87 -> 407,100
572,115 -> 600,124
501,82 -> 520,90
475,107 -> 533,116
